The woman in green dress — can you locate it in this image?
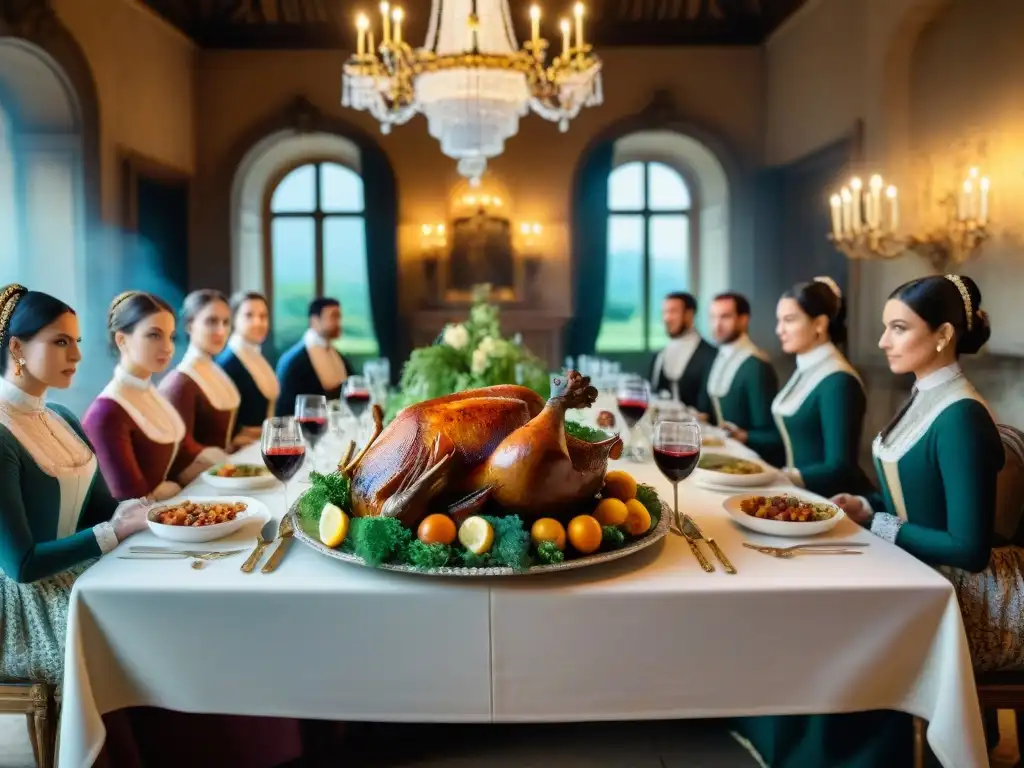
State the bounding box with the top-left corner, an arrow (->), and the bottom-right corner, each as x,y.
0,284 -> 148,684
730,276 -> 872,497
838,274 -> 1022,669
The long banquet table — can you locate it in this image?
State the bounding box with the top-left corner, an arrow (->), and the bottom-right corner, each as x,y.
57,439 -> 987,768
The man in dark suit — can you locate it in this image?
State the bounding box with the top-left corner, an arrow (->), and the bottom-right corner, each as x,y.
274,297 -> 355,417
650,291 -> 716,407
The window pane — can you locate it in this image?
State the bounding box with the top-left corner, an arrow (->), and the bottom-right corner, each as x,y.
320,163 -> 364,213
647,162 -> 690,211
270,216 -> 316,351
596,215 -> 645,353
647,214 -> 690,350
607,162 -> 644,212
323,216 -> 379,357
270,164 -> 316,213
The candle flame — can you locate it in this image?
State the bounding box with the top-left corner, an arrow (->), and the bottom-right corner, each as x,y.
963,180 -> 973,193
840,187 -> 852,201
560,18 -> 570,32
391,7 -> 403,22
357,13 -> 369,29
830,194 -> 841,206
980,177 -> 990,190
886,185 -> 897,199
380,1 -> 389,11
574,2 -> 585,17
869,174 -> 883,189
969,167 -> 979,178
850,177 -> 862,190
529,5 -> 540,20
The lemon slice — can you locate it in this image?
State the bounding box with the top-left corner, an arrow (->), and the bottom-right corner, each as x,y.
319,503 -> 349,548
458,516 -> 494,555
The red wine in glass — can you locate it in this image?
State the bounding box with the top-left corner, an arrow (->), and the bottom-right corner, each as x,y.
261,445 -> 306,482
617,399 -> 648,429
296,417 -> 327,447
653,444 -> 701,483
345,390 -> 371,420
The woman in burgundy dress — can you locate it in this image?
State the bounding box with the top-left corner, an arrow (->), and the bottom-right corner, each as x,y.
83,292 -> 315,766
83,292 -> 227,502
159,289 -> 252,454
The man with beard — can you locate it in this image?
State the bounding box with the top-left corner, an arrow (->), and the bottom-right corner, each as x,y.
275,297 -> 354,416
650,292 -> 716,407
699,292 -> 782,466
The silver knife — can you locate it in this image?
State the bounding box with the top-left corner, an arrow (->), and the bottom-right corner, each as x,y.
129,547 -> 245,557
683,516 -> 737,574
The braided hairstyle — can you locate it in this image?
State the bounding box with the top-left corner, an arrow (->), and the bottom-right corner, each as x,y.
0,284 -> 75,373
107,291 -> 174,354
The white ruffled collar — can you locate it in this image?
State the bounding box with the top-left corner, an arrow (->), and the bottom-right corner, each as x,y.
114,365 -> 153,391
0,378 -> 45,413
796,341 -> 838,371
916,363 -> 962,392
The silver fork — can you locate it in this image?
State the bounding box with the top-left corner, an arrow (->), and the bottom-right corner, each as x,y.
742,542 -> 868,559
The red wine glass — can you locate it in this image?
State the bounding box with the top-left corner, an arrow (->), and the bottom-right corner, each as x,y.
652,418 -> 702,530
344,375 -> 371,420
295,394 -> 328,448
616,378 -> 650,460
261,416 -> 306,514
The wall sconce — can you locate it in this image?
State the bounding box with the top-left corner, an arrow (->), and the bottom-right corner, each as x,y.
460,193 -> 503,211
827,168 -> 990,271
518,221 -> 543,253
420,223 -> 447,253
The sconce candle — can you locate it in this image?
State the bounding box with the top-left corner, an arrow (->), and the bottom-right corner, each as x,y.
357,14 -> 369,56
868,175 -> 883,229
574,2 -> 585,51
979,177 -> 990,225
380,1 -> 391,44
392,7 -> 404,45
850,177 -> 862,234
560,18 -> 570,58
886,185 -> 899,232
829,194 -> 842,239
529,5 -> 541,49
840,187 -> 852,235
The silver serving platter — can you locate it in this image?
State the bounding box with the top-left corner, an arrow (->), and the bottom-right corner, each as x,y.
287,501 -> 671,577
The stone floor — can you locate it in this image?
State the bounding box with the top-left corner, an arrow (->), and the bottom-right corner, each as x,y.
0,712 -> 1019,767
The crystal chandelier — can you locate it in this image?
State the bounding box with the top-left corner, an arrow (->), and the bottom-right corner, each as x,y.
342,0 -> 603,185
827,168 -> 991,271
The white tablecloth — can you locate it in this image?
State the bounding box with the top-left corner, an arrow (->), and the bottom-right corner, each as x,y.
57,441 -> 986,768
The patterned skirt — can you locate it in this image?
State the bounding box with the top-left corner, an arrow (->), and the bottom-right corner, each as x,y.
940,546 -> 1024,672
0,560 -> 94,685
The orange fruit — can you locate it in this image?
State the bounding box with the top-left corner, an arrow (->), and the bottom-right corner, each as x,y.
417,514 -> 457,545
623,499 -> 652,536
593,497 -> 629,526
531,518 -> 567,551
567,515 -> 603,554
603,470 -> 638,501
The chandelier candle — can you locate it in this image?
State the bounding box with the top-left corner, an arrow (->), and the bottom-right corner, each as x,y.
381,2 -> 390,44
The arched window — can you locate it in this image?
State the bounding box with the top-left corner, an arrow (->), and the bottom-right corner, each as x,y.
595,160 -> 693,353
0,101 -> 18,283
267,161 -> 378,357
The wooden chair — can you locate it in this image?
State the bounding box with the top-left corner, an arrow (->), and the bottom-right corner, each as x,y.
977,671 -> 1024,767
914,673 -> 1024,768
0,678 -> 57,768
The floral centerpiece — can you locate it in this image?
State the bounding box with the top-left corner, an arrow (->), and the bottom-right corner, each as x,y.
386,285 -> 550,419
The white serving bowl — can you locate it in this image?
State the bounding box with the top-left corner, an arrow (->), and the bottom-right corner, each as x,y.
147,496 -> 269,543
692,453 -> 780,489
722,492 -> 846,538
201,464 -> 278,492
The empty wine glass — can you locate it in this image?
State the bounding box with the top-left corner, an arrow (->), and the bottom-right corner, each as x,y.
261,416 -> 306,513
616,377 -> 650,461
652,418 -> 702,530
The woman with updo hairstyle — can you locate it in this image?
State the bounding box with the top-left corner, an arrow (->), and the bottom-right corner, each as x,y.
82,291 -> 223,501
835,275 -> 1023,671
158,289 -> 242,454
727,276 -> 872,498
215,290 -> 279,442
0,284 -> 148,682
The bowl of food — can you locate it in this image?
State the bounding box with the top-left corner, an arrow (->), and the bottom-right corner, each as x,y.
146,496 -> 268,542
722,492 -> 845,537
202,463 -> 277,491
693,453 -> 777,488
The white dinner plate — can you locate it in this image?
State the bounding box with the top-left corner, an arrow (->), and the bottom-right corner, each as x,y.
692,453 -> 779,488
201,464 -> 278,492
722,492 -> 846,537
147,496 -> 269,543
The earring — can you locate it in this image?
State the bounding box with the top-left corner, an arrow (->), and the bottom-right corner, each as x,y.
936,343 -> 945,353
14,358 -> 25,377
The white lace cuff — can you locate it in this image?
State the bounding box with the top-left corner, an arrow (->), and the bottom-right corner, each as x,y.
870,512 -> 904,543
93,522 -> 119,554
856,496 -> 874,516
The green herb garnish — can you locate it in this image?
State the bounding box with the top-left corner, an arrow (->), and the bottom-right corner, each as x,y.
298,471 -> 350,522
565,421 -> 610,443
